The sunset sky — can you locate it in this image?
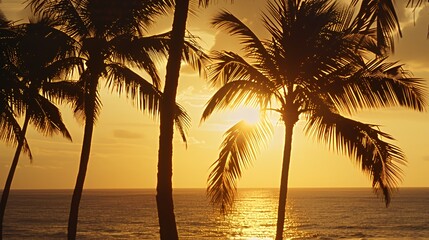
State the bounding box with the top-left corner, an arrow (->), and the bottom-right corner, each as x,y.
0,0 -> 428,190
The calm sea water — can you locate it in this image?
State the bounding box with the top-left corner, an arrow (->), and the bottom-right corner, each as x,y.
2,188 -> 429,239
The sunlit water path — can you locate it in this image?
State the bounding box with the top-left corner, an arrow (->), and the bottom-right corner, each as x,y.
2,188 -> 429,239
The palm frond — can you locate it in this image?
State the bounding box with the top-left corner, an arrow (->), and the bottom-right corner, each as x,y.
198,0 -> 235,8
345,30 -> 381,56
82,0 -> 173,37
338,1 -> 381,56
106,63 -> 189,142
41,80 -> 82,105
105,63 -> 161,118
352,0 -> 402,52
209,51 -> 275,88
26,94 -> 72,140
28,0 -> 89,39
174,104 -> 191,146
111,31 -> 170,54
109,30 -> 209,88
305,109 -> 406,206
44,57 -> 85,80
263,0 -> 362,87
72,75 -> 102,123
182,31 -> 211,78
406,0 -> 427,7
207,118 -> 273,212
0,99 -> 32,159
109,37 -> 162,88
328,58 -> 427,114
201,80 -> 273,123
109,33 -> 172,88
212,10 -> 276,68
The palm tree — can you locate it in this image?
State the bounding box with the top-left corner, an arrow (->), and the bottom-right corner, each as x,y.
29,0 -> 206,238
0,12 -> 31,160
0,14 -> 33,215
156,0 -> 228,237
0,17 -> 80,238
156,1 -> 191,238
201,0 -> 427,239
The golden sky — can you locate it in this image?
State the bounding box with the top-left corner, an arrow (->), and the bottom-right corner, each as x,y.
0,0 -> 428,189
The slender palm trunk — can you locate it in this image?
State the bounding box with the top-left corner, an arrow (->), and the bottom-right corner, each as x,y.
156,0 -> 189,239
67,83 -> 96,240
0,114 -> 30,239
275,119 -> 296,240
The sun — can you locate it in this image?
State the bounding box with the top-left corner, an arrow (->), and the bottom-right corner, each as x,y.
207,106 -> 263,132
231,106 -> 261,125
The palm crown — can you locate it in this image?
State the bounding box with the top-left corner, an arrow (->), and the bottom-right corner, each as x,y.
30,0 -> 205,123
0,16 -> 84,237
1,17 -> 79,158
202,0 -> 426,237
9,18 -> 78,137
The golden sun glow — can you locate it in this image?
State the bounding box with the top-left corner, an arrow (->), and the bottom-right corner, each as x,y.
232,107 -> 261,124
207,106 -> 262,132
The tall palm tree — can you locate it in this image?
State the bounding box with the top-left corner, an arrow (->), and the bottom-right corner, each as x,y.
156,1 -> 191,238
0,14 -> 33,212
0,12 -> 31,159
29,0 -> 206,238
201,0 -> 427,239
0,17 -> 79,238
156,0 -> 225,237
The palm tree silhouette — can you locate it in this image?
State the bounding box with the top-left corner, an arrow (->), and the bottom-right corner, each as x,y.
0,18 -> 77,238
201,0 -> 427,239
0,13 -> 31,159
29,0 -> 207,238
156,0 -> 191,238
0,16 -> 34,222
156,0 -> 231,238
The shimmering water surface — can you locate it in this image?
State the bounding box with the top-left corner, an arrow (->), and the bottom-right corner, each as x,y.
2,188 -> 429,239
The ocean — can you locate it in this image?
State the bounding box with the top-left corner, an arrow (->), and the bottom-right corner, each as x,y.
2,188 -> 429,239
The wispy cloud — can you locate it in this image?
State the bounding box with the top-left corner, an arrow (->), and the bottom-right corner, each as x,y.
186,136 -> 206,145
396,1 -> 426,28
177,86 -> 213,108
394,4 -> 429,72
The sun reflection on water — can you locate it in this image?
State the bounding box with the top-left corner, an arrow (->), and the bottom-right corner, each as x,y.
216,189 -> 310,239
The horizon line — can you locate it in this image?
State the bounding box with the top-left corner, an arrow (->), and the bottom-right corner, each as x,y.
5,186 -> 429,191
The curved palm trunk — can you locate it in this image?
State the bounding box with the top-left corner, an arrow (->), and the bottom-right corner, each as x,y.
67,83 -> 97,240
275,119 -> 296,240
156,0 -> 189,239
0,114 -> 30,239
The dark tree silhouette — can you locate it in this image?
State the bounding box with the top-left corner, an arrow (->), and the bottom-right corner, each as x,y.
0,18 -> 78,238
29,0 -> 206,238
0,12 -> 30,162
156,0 -> 222,238
201,0 -> 427,239
156,1 -> 190,238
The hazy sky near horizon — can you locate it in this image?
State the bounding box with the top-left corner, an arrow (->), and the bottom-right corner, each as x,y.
0,0 -> 428,190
